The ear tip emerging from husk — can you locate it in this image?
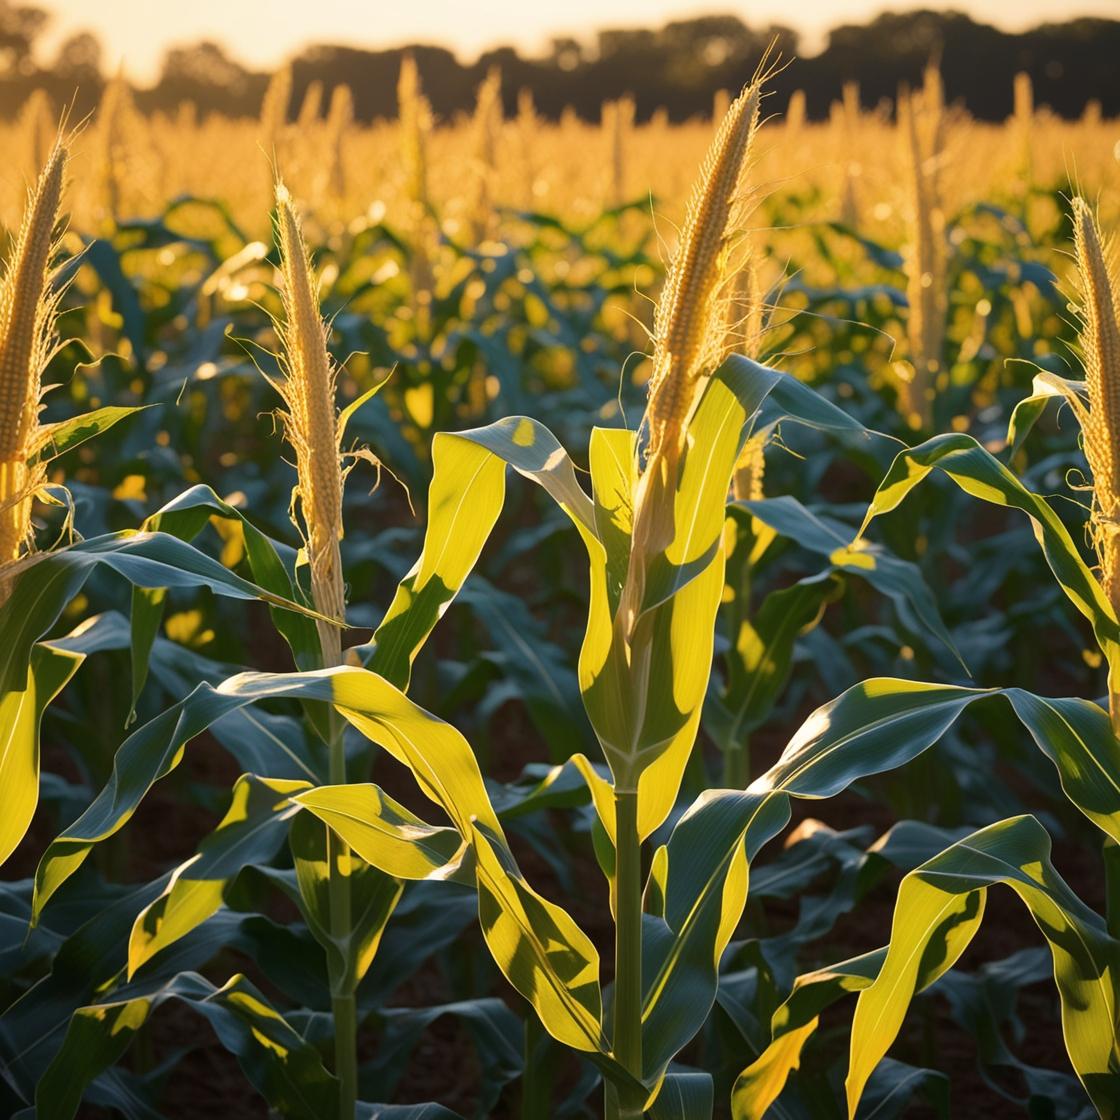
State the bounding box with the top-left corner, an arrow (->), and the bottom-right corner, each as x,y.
30,139 -> 67,226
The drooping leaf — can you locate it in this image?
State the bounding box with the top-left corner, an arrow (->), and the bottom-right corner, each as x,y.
126,774 -> 306,977
847,816 -> 1120,1118
35,972 -> 339,1120
0,529 -> 328,695
292,783 -> 466,883
472,823 -> 606,1055
858,434 -> 1120,682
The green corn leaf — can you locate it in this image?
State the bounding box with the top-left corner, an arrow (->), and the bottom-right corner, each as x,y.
650,673 -> 1120,1101
760,679 -> 1120,843
488,753 -> 608,821
1107,838 -> 1120,940
0,876 -> 170,1099
709,572 -> 840,748
731,932 -> 964,1120
35,972 -> 339,1120
588,426 -> 637,614
757,679 -> 985,799
141,484 -> 321,674
48,609 -> 322,782
734,494 -> 960,663
367,433 -> 507,689
128,584 -> 166,722
0,643 -> 83,868
291,783 -> 467,881
0,528 -> 329,695
367,413 -> 600,691
366,360 -> 880,847
846,815 -> 1120,1118
622,357 -> 880,834
1006,369 -> 1088,459
126,774 -> 307,977
457,414 -> 597,531
32,666 -> 492,920
472,823 -> 605,1054
34,664 -> 606,1065
731,950 -> 884,1120
858,1059 -> 949,1120
74,238 -> 147,367
647,1068 -> 713,1119
368,999 -> 521,1114
586,359 -> 797,833
934,948 -> 1085,1113
460,576 -> 594,758
337,374 -> 391,441
638,361 -> 767,615
640,789 -> 790,1087
736,353 -> 882,440
33,404 -> 153,463
858,433 -> 1120,677
1002,689 -> 1120,844
630,551 -> 726,834
288,811 -> 404,993
31,683 -> 270,923
355,1106 -> 464,1119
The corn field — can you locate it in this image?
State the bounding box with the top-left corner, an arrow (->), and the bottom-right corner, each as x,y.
1,58 -> 1120,1119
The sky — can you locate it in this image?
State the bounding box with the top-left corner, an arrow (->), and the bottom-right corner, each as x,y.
37,0 -> 1120,83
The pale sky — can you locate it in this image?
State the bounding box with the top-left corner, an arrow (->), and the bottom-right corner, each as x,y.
37,0 -> 1120,83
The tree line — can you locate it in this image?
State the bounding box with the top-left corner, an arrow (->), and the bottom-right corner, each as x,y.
0,3 -> 1115,122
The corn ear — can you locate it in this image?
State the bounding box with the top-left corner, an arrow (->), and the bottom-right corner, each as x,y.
644,81 -> 761,467
1073,201 -> 1120,643
0,140 -> 67,602
272,184 -> 346,665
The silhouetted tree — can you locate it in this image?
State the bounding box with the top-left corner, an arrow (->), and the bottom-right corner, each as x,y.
0,0 -> 45,75
0,9 -> 1117,124
53,31 -> 100,83
153,40 -> 257,115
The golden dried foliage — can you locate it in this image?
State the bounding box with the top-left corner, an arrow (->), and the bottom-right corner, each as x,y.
95,73 -> 136,220
260,65 -> 292,149
18,89 -> 53,176
325,84 -> 354,200
603,95 -> 635,207
298,80 -> 324,128
399,55 -> 433,210
785,89 -> 806,132
468,67 -> 503,243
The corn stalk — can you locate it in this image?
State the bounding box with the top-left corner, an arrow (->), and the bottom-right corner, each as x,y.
272,184 -> 355,1118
